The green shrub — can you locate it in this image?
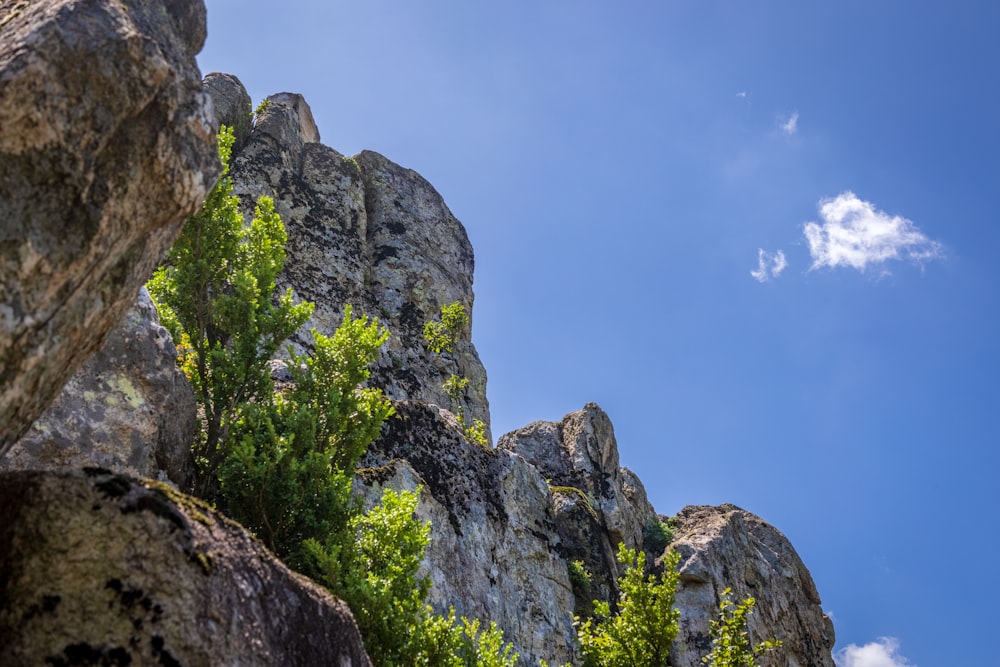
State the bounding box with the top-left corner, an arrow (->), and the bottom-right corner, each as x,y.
576,544 -> 681,667
217,306 -> 393,571
424,301 -> 469,354
642,517 -> 676,556
702,588 -> 782,667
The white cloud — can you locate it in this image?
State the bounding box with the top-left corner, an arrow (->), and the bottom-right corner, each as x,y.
781,111 -> 799,135
772,249 -> 787,276
751,248 -> 787,282
736,91 -> 748,99
834,637 -> 916,667
803,192 -> 942,272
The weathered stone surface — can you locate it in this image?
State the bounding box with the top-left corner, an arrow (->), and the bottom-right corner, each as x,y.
498,403 -> 659,605
358,401 -> 575,665
0,0 -> 219,454
203,77 -> 491,441
202,71 -> 253,148
1,288 -> 196,487
0,469 -> 372,666
669,504 -> 836,667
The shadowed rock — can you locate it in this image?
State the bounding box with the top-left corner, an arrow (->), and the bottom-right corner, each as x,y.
0,469 -> 372,666
359,400 -> 575,665
0,0 -> 219,454
1,288 -> 196,487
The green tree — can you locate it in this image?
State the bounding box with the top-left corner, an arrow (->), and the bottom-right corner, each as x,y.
576,544 -> 682,667
147,125 -> 312,497
217,306 -> 394,570
702,589 -> 781,667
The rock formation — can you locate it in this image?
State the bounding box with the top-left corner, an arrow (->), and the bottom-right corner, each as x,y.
0,0 -> 219,454
0,468 -> 372,666
358,401 -> 577,664
0,38 -> 837,665
1,288 -> 196,487
203,74 -> 492,442
499,403 -> 660,607
669,505 -> 836,667
200,75 -> 837,667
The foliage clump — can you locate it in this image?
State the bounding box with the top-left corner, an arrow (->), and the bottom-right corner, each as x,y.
702,589 -> 782,667
576,544 -> 681,667
425,302 -> 488,446
423,301 -> 469,353
642,517 -> 676,556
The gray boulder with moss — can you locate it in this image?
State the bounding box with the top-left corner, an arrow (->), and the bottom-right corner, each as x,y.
0,469 -> 372,666
0,0 -> 219,454
1,288 -> 196,487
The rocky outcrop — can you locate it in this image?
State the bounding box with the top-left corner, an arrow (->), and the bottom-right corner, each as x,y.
0,0 -> 219,454
669,504 -> 836,667
0,468 -> 372,666
498,403 -> 659,605
0,288 -> 196,487
359,401 -> 576,665
203,75 -> 491,441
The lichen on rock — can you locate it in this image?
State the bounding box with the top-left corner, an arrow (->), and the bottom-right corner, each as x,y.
0,469 -> 372,666
0,0 -> 219,453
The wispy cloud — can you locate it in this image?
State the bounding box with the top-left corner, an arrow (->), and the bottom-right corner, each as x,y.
834,637 -> 916,667
803,192 -> 942,272
751,248 -> 787,282
781,111 -> 799,135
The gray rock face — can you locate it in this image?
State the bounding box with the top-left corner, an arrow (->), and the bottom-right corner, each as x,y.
202,71 -> 253,148
0,469 -> 372,666
203,77 -> 491,441
498,403 -> 659,605
669,504 -> 836,667
0,0 -> 219,454
0,288 -> 196,487
358,401 -> 576,665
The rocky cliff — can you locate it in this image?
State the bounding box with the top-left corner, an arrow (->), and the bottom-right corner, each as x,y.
0,2 -> 371,665
0,0 -> 219,454
205,74 -> 836,665
206,73 -> 492,443
0,30 -> 836,666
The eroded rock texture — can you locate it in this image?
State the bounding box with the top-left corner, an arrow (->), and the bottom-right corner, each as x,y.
499,403 -> 659,607
204,75 -> 491,441
358,401 -> 576,665
1,288 -> 196,487
0,0 -> 219,454
0,469 -> 371,666
669,504 -> 836,667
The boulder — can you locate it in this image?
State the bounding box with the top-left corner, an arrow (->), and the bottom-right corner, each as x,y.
202,71 -> 253,148
0,0 -> 219,454
358,401 -> 576,665
0,469 -> 372,666
669,504 -> 836,667
203,77 -> 491,441
0,288 -> 196,487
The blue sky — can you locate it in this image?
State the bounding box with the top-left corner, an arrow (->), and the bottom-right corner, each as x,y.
200,2 -> 999,665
